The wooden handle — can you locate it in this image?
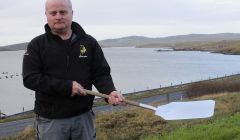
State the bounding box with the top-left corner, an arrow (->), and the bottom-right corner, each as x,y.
85,89 -> 109,98
85,90 -> 140,107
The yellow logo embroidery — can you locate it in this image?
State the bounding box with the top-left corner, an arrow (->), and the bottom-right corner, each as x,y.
79,45 -> 88,58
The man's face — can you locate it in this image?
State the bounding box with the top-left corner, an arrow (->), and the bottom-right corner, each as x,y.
45,0 -> 73,34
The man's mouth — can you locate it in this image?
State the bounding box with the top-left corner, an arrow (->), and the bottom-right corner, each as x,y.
55,22 -> 64,24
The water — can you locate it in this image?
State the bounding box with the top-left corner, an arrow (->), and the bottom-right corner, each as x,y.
104,47 -> 240,92
0,51 -> 33,116
0,48 -> 240,115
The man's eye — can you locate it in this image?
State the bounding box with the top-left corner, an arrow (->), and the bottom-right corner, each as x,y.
60,11 -> 67,15
49,12 -> 57,16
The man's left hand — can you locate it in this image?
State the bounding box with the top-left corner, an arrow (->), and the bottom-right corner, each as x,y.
108,91 -> 125,106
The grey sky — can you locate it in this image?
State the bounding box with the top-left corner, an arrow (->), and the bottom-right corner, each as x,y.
0,0 -> 240,45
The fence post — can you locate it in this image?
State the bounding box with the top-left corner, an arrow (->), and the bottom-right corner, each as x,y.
166,93 -> 170,103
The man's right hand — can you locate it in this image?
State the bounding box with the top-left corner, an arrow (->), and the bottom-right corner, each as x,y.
71,81 -> 87,96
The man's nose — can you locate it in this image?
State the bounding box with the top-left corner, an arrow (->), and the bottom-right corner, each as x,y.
56,13 -> 63,19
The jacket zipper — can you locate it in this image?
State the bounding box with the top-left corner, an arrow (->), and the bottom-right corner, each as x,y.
66,55 -> 70,72
65,34 -> 80,72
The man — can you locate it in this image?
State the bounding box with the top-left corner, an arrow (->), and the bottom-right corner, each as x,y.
22,0 -> 124,139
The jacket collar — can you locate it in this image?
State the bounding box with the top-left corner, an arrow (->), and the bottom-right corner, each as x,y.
44,21 -> 87,39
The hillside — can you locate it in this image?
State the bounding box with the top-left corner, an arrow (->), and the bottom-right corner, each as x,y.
98,33 -> 240,47
138,40 -> 240,54
1,33 -> 240,53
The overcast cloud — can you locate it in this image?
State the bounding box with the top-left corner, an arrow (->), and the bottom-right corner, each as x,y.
0,0 -> 240,45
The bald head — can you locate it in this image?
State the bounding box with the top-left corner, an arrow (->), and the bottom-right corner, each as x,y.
45,0 -> 72,11
45,0 -> 73,37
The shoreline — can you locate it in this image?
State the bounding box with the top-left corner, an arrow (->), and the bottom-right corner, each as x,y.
149,47 -> 240,55
2,73 -> 240,120
1,43 -> 240,55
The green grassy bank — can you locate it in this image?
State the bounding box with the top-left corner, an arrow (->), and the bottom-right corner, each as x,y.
145,113 -> 240,140
2,91 -> 240,140
144,92 -> 240,140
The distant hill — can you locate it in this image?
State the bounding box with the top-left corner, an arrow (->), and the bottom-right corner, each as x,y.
0,43 -> 28,51
1,33 -> 240,51
98,33 -> 240,47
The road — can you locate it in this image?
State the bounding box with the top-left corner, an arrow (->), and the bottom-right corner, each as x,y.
0,91 -> 185,138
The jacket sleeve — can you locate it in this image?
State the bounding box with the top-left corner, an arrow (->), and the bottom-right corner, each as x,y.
22,39 -> 72,97
91,38 -> 116,94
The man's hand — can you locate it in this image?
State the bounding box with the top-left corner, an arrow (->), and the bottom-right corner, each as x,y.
108,91 -> 125,105
71,81 -> 87,96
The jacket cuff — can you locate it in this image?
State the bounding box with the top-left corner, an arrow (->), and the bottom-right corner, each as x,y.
63,80 -> 72,96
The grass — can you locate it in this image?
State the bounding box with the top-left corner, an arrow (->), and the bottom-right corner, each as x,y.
2,92 -> 240,140
145,113 -> 240,140
0,125 -> 35,140
97,92 -> 240,140
96,107 -> 166,140
144,92 -> 240,140
186,77 -> 240,98
0,112 -> 35,123
215,40 -> 240,55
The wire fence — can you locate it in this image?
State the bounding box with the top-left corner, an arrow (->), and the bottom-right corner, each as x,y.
2,72 -> 240,119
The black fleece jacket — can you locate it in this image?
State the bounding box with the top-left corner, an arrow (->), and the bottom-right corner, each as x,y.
22,22 -> 116,119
